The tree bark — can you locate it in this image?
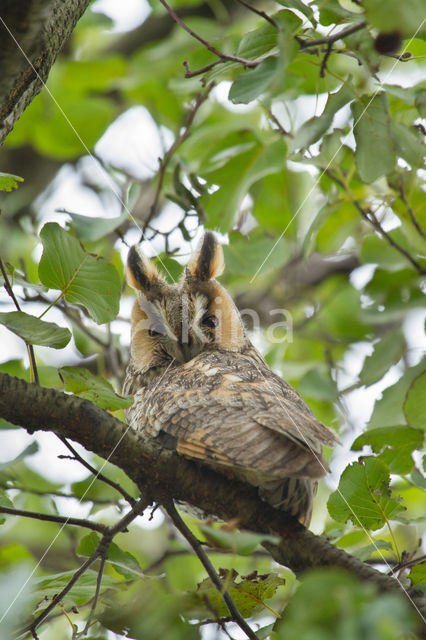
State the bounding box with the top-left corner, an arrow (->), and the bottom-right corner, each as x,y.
0,371 -> 425,629
0,0 -> 92,145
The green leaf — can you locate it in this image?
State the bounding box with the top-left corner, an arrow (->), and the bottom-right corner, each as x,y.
0,311 -> 71,349
409,562 -> 426,585
32,569 -> 121,608
327,457 -> 405,530
0,442 -> 39,471
292,85 -> 353,149
360,233 -> 415,272
66,211 -> 129,242
354,540 -> 394,561
153,255 -> 183,284
203,139 -> 287,231
77,532 -> 144,579
229,57 -> 278,105
194,570 -> 285,619
59,366 -> 133,411
368,360 -> 426,429
298,368 -> 338,401
319,286 -> 369,340
106,541 -> 145,580
404,372 -> 426,430
319,1 -> 356,25
415,89 -> 426,117
9,91 -> 116,160
236,21 -> 279,60
62,56 -> 127,93
223,230 -> 290,276
410,469 -> 426,490
0,493 -> 15,524
352,426 -> 424,475
359,329 -> 405,387
275,0 -> 314,21
278,568 -> 414,637
0,567 -> 33,640
199,524 -> 280,555
351,93 -> 396,183
364,0 -> 426,37
38,222 -> 121,324
391,122 -> 426,168
0,172 -> 23,192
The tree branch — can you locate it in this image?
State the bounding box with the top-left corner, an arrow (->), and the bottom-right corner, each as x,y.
1,371 -> 425,629
165,500 -> 259,640
158,0 -> 259,69
142,81 -> 214,239
232,0 -> 277,28
298,21 -> 367,50
0,0 -> 92,145
56,435 -> 136,506
0,505 -> 109,534
324,169 -> 426,275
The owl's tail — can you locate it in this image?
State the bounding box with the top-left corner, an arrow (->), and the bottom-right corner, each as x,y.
258,476 -> 316,527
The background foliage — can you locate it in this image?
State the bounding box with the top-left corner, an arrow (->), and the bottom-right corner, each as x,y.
0,0 -> 425,638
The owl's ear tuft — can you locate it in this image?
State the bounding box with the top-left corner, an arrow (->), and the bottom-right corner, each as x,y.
127,245 -> 165,291
185,231 -> 224,281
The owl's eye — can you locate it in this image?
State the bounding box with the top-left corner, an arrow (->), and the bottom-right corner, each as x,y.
202,314 -> 219,329
148,324 -> 163,337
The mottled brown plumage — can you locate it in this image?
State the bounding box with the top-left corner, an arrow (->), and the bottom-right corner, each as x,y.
123,233 -> 338,525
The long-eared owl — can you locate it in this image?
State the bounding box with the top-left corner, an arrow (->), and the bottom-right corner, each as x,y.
123,232 -> 337,526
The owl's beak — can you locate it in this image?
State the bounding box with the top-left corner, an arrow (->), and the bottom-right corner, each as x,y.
181,340 -> 199,363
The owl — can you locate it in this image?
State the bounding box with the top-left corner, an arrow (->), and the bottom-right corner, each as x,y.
123,232 -> 338,526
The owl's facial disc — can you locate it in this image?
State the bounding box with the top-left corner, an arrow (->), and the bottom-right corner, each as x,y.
133,288 -> 217,365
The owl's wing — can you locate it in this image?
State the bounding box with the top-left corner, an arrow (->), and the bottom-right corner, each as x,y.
138,350 -> 338,480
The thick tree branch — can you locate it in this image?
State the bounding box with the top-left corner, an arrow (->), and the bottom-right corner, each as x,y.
1,371 -> 425,630
0,0 -> 92,146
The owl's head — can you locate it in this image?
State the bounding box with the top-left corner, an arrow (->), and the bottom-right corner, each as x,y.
127,232 -> 250,372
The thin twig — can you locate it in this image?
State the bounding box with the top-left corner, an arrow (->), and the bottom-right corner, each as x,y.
0,257 -> 39,385
142,81 -> 215,239
0,506 -> 109,534
145,547 -> 271,573
164,500 -> 259,640
81,550 -> 107,635
264,107 -> 292,137
298,20 -> 367,50
183,59 -> 222,78
398,184 -> 426,240
158,0 -> 259,68
0,482 -> 117,505
233,0 -> 277,27
57,436 -> 136,506
324,169 -> 426,275
320,42 -> 333,77
388,554 -> 426,576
